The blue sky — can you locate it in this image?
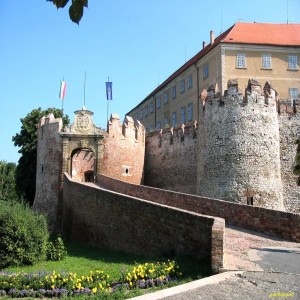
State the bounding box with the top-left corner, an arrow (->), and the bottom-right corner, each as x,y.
0,0 -> 299,163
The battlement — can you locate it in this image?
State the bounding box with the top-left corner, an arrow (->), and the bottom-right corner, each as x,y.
108,113 -> 145,143
38,113 -> 63,130
201,79 -> 300,119
202,79 -> 278,111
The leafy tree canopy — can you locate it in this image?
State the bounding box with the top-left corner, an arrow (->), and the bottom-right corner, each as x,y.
0,161 -> 18,202
47,0 -> 88,24
12,108 -> 70,205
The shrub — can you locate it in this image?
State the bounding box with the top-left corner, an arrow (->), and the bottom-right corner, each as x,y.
46,235 -> 68,261
0,200 -> 49,268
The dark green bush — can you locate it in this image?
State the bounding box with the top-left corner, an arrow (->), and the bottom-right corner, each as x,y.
0,200 -> 49,268
46,235 -> 67,261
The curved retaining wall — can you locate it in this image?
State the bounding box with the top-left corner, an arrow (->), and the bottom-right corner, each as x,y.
63,173 -> 224,273
97,174 -> 300,243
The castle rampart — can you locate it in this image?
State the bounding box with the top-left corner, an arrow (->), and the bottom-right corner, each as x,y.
144,122 -> 198,194
278,99 -> 300,213
33,113 -> 63,232
197,79 -> 284,209
96,174 -> 300,243
144,79 -> 300,213
64,173 -> 225,273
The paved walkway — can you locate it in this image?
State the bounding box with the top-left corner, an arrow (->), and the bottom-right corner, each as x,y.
131,226 -> 300,300
224,225 -> 300,272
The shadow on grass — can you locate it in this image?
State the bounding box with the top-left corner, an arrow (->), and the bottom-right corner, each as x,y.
66,241 -> 212,280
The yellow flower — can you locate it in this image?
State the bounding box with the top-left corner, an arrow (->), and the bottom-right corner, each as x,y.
92,287 -> 97,293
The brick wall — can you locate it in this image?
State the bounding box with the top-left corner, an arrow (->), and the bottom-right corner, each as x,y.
100,115 -> 145,185
97,174 -> 300,242
63,173 -> 224,273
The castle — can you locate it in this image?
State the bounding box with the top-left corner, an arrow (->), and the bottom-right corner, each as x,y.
145,79 -> 300,213
33,78 -> 300,273
33,78 -> 300,232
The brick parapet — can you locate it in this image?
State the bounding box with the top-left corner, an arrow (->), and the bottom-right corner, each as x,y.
96,175 -> 300,243
64,173 -> 224,273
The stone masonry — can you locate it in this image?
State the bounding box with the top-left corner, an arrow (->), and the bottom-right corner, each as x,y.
33,108 -> 145,231
144,79 -> 300,213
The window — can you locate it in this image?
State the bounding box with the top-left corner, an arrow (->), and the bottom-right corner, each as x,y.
288,55 -> 298,70
180,80 -> 185,93
247,197 -> 254,206
156,96 -> 161,109
144,106 -> 148,117
180,106 -> 186,124
236,53 -> 246,68
187,75 -> 193,89
289,88 -> 299,100
172,86 -> 176,99
172,111 -> 177,127
149,102 -> 154,113
164,92 -> 168,104
203,63 -> 209,79
157,121 -> 161,130
135,113 -> 138,121
164,116 -> 169,127
262,54 -> 272,69
139,110 -> 143,119
187,103 -> 193,122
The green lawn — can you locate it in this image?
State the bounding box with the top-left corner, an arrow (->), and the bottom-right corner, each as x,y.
2,241 -> 211,298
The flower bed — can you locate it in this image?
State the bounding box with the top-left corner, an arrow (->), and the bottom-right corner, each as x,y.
0,261 -> 181,298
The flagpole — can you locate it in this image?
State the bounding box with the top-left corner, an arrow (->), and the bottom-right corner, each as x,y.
61,77 -> 64,119
84,71 -> 86,108
107,76 -> 109,122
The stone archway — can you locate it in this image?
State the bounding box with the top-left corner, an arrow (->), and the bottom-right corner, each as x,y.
71,148 -> 95,182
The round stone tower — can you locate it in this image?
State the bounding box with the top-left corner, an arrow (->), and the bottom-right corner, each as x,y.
197,79 -> 284,210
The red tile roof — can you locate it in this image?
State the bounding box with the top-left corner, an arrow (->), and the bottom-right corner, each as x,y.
127,22 -> 300,114
222,22 -> 300,46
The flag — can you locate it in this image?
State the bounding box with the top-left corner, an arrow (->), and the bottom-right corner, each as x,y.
59,80 -> 67,100
106,81 -> 112,100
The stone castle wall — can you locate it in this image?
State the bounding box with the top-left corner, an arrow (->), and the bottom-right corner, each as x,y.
278,100 -> 300,213
33,114 -> 63,232
197,80 -> 283,209
144,122 -> 198,194
64,173 -> 225,273
144,79 -> 300,213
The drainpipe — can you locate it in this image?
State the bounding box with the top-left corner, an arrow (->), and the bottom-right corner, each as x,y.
153,95 -> 157,128
194,60 -> 199,121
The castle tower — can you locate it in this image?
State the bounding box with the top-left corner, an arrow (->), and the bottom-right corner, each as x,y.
197,79 -> 284,209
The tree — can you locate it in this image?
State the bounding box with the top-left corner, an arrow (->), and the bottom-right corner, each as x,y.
0,161 -> 18,202
47,0 -> 88,24
12,108 -> 70,206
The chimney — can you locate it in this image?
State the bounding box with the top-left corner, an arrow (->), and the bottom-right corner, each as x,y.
210,30 -> 215,44
202,41 -> 206,49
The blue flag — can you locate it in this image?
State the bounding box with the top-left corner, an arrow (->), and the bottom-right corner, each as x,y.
106,81 -> 112,100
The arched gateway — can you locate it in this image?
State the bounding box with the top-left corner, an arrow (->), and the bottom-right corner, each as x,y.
33,107 -> 145,232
